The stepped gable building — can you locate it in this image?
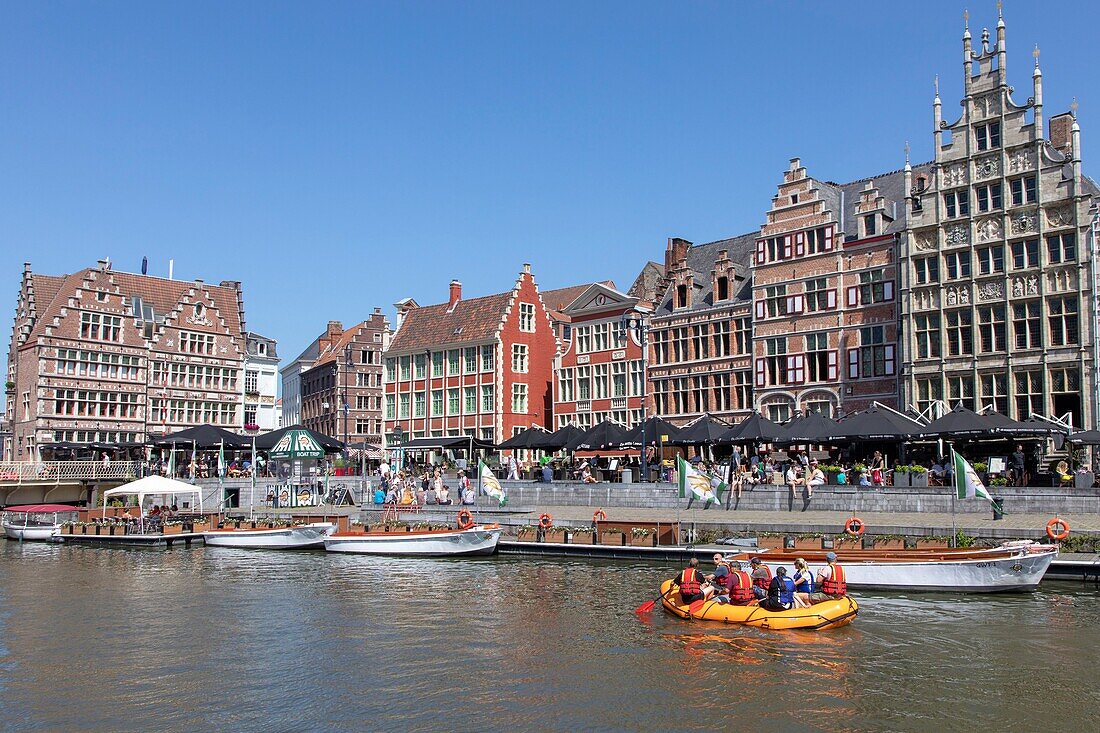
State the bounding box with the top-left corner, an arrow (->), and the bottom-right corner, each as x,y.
300,311 -> 391,446
648,235 -> 757,425
7,259 -> 247,459
383,265 -> 558,446
750,159 -> 930,420
552,277 -> 649,431
900,11 -> 1099,428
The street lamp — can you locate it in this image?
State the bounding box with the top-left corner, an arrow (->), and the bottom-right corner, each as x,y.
392,424 -> 405,471
619,310 -> 650,482
343,343 -> 353,459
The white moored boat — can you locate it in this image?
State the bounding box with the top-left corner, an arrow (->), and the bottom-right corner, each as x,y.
324,525 -> 502,556
203,522 -> 336,550
734,546 -> 1057,593
3,504 -> 78,541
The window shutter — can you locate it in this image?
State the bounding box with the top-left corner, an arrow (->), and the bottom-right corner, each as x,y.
826,289 -> 837,309
786,296 -> 796,314
783,235 -> 792,259
846,286 -> 859,307
795,232 -> 805,257
827,351 -> 838,381
884,280 -> 895,301
824,226 -> 834,251
793,294 -> 805,314
756,240 -> 766,264
788,354 -> 805,384
755,358 -> 767,387
756,300 -> 766,319
885,344 -> 896,375
847,349 -> 859,379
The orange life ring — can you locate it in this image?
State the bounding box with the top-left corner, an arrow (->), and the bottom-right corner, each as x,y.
593,508 -> 607,524
538,512 -> 553,529
1046,517 -> 1070,541
844,516 -> 865,537
456,509 -> 475,530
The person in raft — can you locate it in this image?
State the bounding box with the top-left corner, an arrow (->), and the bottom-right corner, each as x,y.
809,551 -> 848,602
748,557 -> 772,599
712,559 -> 755,605
701,553 -> 731,601
674,557 -> 707,604
761,566 -> 796,612
791,557 -> 815,608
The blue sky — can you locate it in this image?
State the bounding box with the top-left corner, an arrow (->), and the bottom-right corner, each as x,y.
2,1 -> 1097,368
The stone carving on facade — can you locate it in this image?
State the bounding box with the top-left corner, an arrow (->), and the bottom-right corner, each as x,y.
976,217 -> 1003,242
1047,269 -> 1074,292
914,230 -> 938,251
974,155 -> 1000,180
945,286 -> 970,306
1011,276 -> 1039,298
977,281 -> 1004,301
943,163 -> 967,188
944,224 -> 969,246
974,91 -> 1002,117
1045,203 -> 1075,228
1010,208 -> 1038,234
1008,148 -> 1036,173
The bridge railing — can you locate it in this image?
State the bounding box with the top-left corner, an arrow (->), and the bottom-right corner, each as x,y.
0,461 -> 141,484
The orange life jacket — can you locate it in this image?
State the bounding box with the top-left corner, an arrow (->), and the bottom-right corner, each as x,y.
729,570 -> 754,603
821,562 -> 847,596
679,567 -> 701,596
752,564 -> 772,590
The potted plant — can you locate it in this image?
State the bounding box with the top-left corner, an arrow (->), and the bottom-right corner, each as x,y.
820,464 -> 842,485
893,465 -> 911,488
570,526 -> 596,545
221,519 -> 238,529
348,521 -> 366,535
516,525 -> 538,542
630,527 -> 656,547
163,520 -> 183,535
4,380 -> 14,394
334,457 -> 347,477
909,465 -> 929,487
543,526 -> 568,544
192,517 -> 211,533
599,526 -> 625,546
973,462 -> 988,483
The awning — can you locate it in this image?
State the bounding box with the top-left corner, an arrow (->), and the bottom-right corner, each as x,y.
398,436 -> 497,451
673,414 -> 732,444
150,425 -> 251,449
774,411 -> 840,443
619,417 -> 683,447
833,406 -> 924,441
254,425 -> 344,453
567,420 -> 629,451
531,424 -> 585,451
498,426 -> 553,450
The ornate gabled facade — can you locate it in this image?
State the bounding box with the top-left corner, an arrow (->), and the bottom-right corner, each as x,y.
900,10 -> 1099,427
7,259 -> 248,459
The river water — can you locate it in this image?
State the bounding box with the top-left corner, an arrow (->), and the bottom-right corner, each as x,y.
1,542 -> 1098,732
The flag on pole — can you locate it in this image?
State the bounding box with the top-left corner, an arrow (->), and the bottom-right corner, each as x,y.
677,455 -> 718,505
478,459 -> 507,507
951,448 -> 995,503
707,466 -> 729,501
218,439 -> 226,478
167,442 -> 176,477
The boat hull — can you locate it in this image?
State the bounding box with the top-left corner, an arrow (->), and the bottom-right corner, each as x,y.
3,522 -> 61,541
202,522 -> 336,550
324,526 -> 501,556
732,549 -> 1056,592
659,580 -> 857,630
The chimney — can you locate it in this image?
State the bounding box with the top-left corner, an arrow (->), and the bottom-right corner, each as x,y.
449,280 -> 462,308
664,237 -> 692,274
1050,113 -> 1074,153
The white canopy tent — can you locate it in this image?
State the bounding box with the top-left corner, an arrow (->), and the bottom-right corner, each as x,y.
101,475 -> 205,520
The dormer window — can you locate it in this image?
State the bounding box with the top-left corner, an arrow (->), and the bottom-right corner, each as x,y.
716,276 -> 729,301
791,194 -> 799,204
915,175 -> 928,192
976,122 -> 1001,151
676,284 -> 688,309
96,292 -> 107,302
258,343 -> 266,356
864,214 -> 877,237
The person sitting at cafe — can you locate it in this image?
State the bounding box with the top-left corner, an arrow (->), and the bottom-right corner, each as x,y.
761,566 -> 796,612
437,486 -> 452,505
858,470 -> 872,488
806,460 -> 826,498
835,465 -> 848,485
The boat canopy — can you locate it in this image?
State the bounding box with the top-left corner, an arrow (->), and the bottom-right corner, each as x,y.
101,475 -> 205,515
3,504 -> 79,513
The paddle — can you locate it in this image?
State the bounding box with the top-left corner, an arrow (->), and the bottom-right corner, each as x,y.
688,598 -> 709,615
635,582 -> 677,614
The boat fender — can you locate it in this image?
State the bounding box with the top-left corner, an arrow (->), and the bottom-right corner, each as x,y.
538,513 -> 553,529
593,508 -> 608,524
456,509 -> 475,530
1046,517 -> 1070,541
844,517 -> 865,537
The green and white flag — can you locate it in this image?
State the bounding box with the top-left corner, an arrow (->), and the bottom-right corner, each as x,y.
952,448 -> 994,503
478,459 -> 507,507
707,466 -> 729,500
677,455 -> 718,505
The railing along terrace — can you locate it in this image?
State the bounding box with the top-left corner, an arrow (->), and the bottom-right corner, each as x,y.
0,461 -> 140,483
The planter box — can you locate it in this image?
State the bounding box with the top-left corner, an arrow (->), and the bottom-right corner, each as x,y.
571,531 -> 596,545
192,522 -> 211,533
62,525 -> 74,535
368,524 -> 385,533
794,537 -> 823,550
916,538 -> 950,549
542,530 -> 567,544
910,472 -> 929,487
758,535 -> 784,550
516,529 -> 538,542
163,524 -> 182,535
874,538 -> 905,550
893,472 -> 910,488
630,534 -> 656,547
348,525 -> 366,535
599,531 -> 625,546
827,472 -> 841,485
833,538 -> 861,551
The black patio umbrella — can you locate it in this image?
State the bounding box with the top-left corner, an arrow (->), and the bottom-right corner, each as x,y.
498,426 -> 553,450
254,424 -> 344,454
918,406 -> 999,439
774,411 -> 841,444
531,424 -> 585,451
673,414 -> 732,445
981,412 -> 1053,438
618,417 -> 683,448
567,420 -> 630,452
833,406 -> 924,441
717,412 -> 783,443
150,425 -> 251,449
1068,430 -> 1100,445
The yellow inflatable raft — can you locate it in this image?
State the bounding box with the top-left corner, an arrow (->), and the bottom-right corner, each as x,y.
659,580 -> 858,631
